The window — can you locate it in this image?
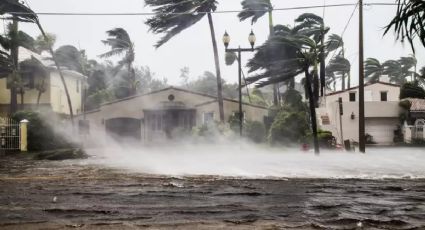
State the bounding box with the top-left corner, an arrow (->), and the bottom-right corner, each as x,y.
380,91 -> 388,101
349,92 -> 356,102
203,112 -> 214,125
76,80 -> 79,93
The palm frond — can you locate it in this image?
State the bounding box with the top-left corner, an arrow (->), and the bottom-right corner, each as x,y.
237,0 -> 272,24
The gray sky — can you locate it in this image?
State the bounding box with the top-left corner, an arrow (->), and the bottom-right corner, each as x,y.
12,0 -> 425,87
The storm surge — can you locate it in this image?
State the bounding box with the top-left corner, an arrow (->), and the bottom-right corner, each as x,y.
84,144 -> 425,179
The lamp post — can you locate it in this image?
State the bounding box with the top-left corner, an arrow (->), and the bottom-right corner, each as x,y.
223,30 -> 257,137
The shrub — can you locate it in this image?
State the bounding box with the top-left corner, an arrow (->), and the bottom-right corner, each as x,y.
269,110 -> 309,145
244,120 -> 266,143
12,111 -> 75,151
400,82 -> 425,99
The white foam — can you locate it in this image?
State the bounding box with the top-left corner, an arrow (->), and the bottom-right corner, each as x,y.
83,144 -> 425,179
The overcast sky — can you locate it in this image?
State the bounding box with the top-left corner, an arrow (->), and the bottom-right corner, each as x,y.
11,0 -> 425,87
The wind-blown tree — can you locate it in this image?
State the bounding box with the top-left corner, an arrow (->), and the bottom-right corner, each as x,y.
245,23 -> 327,154
34,33 -> 56,54
399,55 -> 417,81
19,57 -> 49,105
238,0 -> 280,105
364,58 -> 384,83
325,34 -> 351,89
1,0 -> 75,123
145,0 -> 225,122
99,28 -> 137,95
326,55 -> 351,90
0,21 -> 36,113
382,60 -> 405,84
385,0 -> 425,52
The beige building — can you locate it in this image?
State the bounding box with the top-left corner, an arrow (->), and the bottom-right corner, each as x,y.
79,87 -> 268,142
0,48 -> 86,116
316,82 -> 402,145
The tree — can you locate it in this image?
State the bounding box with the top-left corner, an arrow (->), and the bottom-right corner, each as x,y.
245,21 -> 327,154
183,71 -> 237,99
385,0 -> 425,52
400,82 -> 425,99
399,55 -> 417,81
382,60 -> 405,84
326,55 -> 351,90
0,0 -> 76,123
145,0 -> 225,122
34,33 -> 56,54
238,0 -> 279,106
99,28 -> 137,95
325,34 -> 351,89
364,58 -> 384,83
0,21 -> 36,113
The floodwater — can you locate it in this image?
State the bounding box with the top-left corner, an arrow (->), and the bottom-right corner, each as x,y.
1,147 -> 425,229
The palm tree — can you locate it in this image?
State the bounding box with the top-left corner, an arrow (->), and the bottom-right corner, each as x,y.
364,58 -> 384,83
1,0 -> 75,124
398,55 -> 417,81
326,55 -> 351,90
385,0 -> 425,52
144,0 -> 225,122
383,60 -> 405,84
0,21 -> 37,113
325,34 -> 352,89
238,0 -> 280,106
245,25 -> 324,154
99,28 -> 137,95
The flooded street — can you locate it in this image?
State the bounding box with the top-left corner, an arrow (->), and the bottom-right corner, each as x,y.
1,152 -> 425,229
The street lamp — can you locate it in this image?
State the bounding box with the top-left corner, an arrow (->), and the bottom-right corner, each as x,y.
223,30 -> 257,137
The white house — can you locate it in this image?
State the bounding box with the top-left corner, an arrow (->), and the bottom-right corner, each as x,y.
316,82 -> 402,145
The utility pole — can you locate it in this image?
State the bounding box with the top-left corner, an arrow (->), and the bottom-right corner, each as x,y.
358,0 -> 366,153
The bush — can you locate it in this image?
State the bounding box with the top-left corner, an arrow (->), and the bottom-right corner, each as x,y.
244,120 -> 266,143
400,82 -> 425,99
12,111 -> 75,151
269,110 -> 309,145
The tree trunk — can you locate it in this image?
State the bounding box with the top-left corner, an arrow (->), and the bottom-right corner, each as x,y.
268,9 -> 279,106
20,88 -> 24,110
37,78 -> 45,106
319,28 -> 326,96
9,18 -> 19,115
347,72 -> 351,88
207,12 -> 224,122
313,67 -> 319,107
305,68 -> 320,154
341,73 -> 346,90
35,20 -> 74,126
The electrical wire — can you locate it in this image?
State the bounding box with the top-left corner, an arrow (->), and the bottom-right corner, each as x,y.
5,3 -> 397,16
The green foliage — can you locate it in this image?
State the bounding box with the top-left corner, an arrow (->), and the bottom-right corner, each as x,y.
268,109 -> 309,145
384,0 -> 425,52
183,71 -> 238,99
225,52 -> 237,66
34,33 -> 56,54
399,100 -> 412,110
85,89 -> 115,110
400,82 -> 425,99
12,111 -> 74,151
244,120 -> 266,143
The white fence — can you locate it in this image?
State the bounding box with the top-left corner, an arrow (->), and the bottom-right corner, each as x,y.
0,117 -> 20,150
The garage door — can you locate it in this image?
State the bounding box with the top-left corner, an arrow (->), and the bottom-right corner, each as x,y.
365,118 -> 397,144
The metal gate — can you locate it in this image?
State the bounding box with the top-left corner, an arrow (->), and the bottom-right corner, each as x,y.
0,117 -> 20,150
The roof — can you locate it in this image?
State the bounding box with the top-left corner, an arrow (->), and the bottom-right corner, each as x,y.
405,98 -> 425,112
99,86 -> 268,110
326,81 -> 400,96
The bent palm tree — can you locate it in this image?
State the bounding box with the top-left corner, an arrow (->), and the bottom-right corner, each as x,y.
1,0 -> 75,123
99,28 -> 137,95
326,55 -> 351,90
385,0 -> 425,52
238,0 -> 279,105
383,60 -> 405,84
399,55 -> 417,81
145,0 -> 225,122
245,26 -> 323,154
364,58 -> 384,83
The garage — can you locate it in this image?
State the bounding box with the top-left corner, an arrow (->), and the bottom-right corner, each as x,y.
105,118 -> 141,141
365,118 -> 398,144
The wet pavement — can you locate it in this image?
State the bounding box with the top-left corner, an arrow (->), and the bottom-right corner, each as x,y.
0,154 -> 425,229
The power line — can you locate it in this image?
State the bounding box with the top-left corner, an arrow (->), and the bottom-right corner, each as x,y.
5,3 -> 397,16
